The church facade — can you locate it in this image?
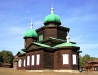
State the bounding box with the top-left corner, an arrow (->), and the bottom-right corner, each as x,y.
16,7 -> 81,72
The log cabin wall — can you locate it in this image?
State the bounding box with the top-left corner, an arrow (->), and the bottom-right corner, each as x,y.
43,51 -> 54,69
24,37 -> 37,48
25,50 -> 43,70
72,51 -> 79,70
17,55 -> 25,70
54,49 -> 73,69
44,27 -> 57,39
54,50 -> 62,69
57,29 -> 67,40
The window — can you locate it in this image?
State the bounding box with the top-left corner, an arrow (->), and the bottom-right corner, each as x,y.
62,54 -> 69,64
27,56 -> 30,66
39,34 -> 43,41
36,54 -> 40,65
93,68 -> 94,70
73,54 -> 77,64
48,23 -> 55,26
31,55 -> 34,65
18,59 -> 22,67
95,68 -> 97,71
23,59 -> 26,67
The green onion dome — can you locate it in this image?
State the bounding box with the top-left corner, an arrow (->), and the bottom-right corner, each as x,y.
24,29 -> 38,37
44,7 -> 61,25
44,13 -> 61,23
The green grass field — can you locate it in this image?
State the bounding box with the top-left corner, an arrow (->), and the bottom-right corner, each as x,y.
0,68 -> 98,75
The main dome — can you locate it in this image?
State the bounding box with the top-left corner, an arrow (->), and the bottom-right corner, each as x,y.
24,29 -> 38,37
44,13 -> 61,23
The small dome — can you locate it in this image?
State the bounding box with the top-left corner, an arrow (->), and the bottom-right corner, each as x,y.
44,13 -> 61,24
24,29 -> 38,37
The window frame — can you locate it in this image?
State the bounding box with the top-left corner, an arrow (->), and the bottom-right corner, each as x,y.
27,55 -> 30,66
39,34 -> 43,41
62,54 -> 69,65
36,54 -> 40,65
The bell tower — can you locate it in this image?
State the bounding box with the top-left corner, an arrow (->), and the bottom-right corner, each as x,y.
36,6 -> 69,41
24,20 -> 38,48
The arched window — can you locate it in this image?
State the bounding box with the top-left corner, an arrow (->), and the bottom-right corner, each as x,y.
23,59 -> 26,67
18,59 -> 22,67
31,55 -> 34,65
27,56 -> 30,66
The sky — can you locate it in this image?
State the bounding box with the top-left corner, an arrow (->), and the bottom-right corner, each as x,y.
0,0 -> 98,57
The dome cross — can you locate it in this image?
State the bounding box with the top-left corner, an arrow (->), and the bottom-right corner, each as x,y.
66,32 -> 70,43
30,19 -> 33,29
51,3 -> 54,14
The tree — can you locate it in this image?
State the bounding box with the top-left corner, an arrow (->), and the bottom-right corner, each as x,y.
0,55 -> 3,62
79,54 -> 98,68
82,54 -> 90,64
79,54 -> 91,67
79,55 -> 83,68
0,50 -> 14,64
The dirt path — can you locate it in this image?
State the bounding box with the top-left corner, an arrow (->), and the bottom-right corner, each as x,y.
0,68 -> 98,75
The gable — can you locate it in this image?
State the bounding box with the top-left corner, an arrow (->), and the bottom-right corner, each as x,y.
25,42 -> 51,51
38,37 -> 66,47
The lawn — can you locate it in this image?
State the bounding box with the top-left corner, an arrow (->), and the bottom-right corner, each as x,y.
0,68 -> 98,75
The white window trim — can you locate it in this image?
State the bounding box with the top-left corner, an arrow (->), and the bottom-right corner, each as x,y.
18,59 -> 22,67
27,56 -> 30,66
31,55 -> 34,65
62,54 -> 69,65
39,34 -> 43,41
36,54 -> 40,65
73,54 -> 77,64
23,59 -> 26,67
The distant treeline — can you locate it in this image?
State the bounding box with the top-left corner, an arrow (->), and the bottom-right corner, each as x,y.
0,50 -> 14,67
79,54 -> 98,67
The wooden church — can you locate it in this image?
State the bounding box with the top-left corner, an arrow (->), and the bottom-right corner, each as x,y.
15,6 -> 81,72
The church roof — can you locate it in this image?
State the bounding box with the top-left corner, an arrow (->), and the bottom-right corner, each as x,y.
19,50 -> 26,54
24,29 -> 38,37
24,37 -> 78,50
33,42 -> 50,48
38,37 -> 66,44
24,20 -> 38,37
44,6 -> 61,25
53,31 -> 79,48
17,37 -> 80,55
54,42 -> 78,48
16,50 -> 26,56
44,13 -> 61,24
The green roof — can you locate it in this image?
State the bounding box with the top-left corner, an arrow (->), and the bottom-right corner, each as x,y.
24,29 -> 38,37
54,42 -> 78,48
19,51 -> 26,54
77,50 -> 82,53
38,37 -> 66,43
33,42 -> 50,48
44,13 -> 61,24
33,41 -> 78,49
